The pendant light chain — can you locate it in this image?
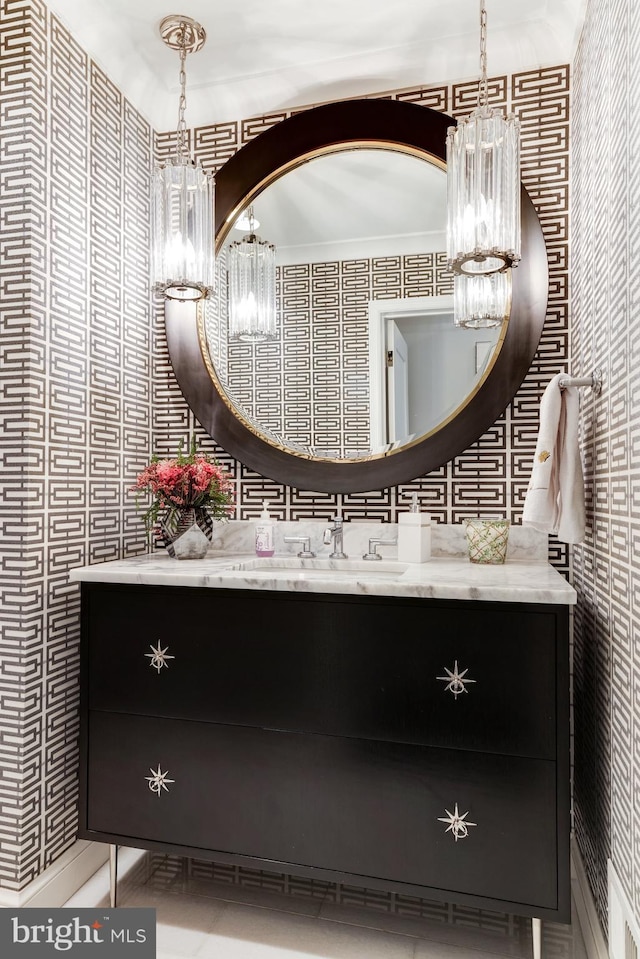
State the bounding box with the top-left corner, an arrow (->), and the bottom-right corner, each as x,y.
446,0 -> 521,313
151,13 -> 213,300
478,1 -> 488,110
176,22 -> 189,162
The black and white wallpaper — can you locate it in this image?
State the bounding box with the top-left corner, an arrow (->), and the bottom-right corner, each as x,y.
10,0 -> 631,935
206,253 -> 453,457
571,0 -> 640,933
0,0 -> 151,889
155,67 -> 572,559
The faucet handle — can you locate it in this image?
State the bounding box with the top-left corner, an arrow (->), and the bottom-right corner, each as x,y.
363,537 -> 398,561
283,535 -> 315,558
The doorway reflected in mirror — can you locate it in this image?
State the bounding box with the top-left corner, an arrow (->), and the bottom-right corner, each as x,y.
368,296 -> 502,453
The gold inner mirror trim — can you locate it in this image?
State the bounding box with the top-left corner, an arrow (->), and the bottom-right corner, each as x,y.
205,140 -> 508,465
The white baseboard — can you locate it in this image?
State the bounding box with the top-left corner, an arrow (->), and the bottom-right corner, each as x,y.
0,841 -> 109,908
572,838 -> 610,959
608,859 -> 640,959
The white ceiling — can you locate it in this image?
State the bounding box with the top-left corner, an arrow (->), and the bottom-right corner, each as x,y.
45,0 -> 587,131
239,150 -> 448,265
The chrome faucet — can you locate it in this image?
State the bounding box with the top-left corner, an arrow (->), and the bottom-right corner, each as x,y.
363,537 -> 398,561
323,515 -> 347,559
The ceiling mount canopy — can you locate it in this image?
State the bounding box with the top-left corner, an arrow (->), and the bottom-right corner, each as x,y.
158,14 -> 207,54
150,14 -> 214,302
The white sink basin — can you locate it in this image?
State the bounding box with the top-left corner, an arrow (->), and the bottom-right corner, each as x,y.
228,557 -> 408,581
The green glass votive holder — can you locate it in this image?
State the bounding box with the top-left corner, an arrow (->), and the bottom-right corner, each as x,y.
464,518 -> 510,564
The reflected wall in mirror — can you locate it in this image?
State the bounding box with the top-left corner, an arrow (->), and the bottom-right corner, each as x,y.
166,99 -> 548,492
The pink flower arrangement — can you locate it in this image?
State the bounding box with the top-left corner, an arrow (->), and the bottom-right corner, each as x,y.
132,438 -> 235,534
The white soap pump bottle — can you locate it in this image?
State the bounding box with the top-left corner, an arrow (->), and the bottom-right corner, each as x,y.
397,493 -> 431,563
255,501 -> 275,557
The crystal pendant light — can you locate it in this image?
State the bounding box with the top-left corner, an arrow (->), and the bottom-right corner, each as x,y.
453,271 -> 511,329
446,1 -> 520,277
151,16 -> 214,301
227,208 -> 277,343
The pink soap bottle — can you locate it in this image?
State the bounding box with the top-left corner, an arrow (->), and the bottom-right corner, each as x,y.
255,501 -> 275,557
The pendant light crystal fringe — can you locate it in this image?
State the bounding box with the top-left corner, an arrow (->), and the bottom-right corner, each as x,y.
446,1 -> 520,277
151,16 -> 214,301
453,270 -> 511,329
228,208 -> 277,343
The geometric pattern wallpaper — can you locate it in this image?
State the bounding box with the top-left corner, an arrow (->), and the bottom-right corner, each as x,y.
153,64 -> 574,918
206,253 -> 452,457
157,65 -> 572,571
0,0 -> 576,906
0,0 -> 151,890
571,0 -> 640,934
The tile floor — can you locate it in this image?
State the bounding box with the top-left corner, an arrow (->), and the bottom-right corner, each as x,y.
65,849 -> 588,959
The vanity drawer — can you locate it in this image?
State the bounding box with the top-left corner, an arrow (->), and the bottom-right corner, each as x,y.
84,711 -> 559,911
84,584 -> 562,759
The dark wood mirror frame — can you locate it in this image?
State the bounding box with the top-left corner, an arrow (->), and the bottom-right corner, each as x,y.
166,98 -> 548,493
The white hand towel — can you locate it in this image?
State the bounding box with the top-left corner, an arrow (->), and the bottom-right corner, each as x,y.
522,373 -> 585,544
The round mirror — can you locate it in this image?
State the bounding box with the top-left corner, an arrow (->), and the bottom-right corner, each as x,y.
205,148 -> 503,461
166,99 -> 548,493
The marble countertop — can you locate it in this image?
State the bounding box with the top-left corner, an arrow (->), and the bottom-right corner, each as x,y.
70,548 -> 576,605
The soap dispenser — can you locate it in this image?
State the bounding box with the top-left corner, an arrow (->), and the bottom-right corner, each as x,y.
397,494 -> 431,563
255,501 -> 275,557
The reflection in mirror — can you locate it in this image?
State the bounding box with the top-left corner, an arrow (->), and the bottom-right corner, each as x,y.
368,296 -> 501,451
203,146 -> 505,462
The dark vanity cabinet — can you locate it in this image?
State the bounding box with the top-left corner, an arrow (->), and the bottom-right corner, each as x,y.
78,582 -> 570,923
